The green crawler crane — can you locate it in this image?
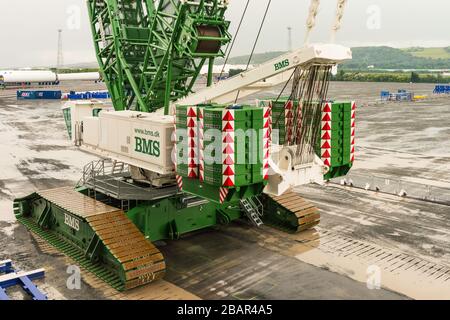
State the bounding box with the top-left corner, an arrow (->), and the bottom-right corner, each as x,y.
15,0 -> 354,291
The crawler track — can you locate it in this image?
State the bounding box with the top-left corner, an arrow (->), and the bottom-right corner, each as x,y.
15,187 -> 165,291
262,191 -> 320,232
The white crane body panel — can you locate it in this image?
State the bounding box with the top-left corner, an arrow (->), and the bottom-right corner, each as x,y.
81,111 -> 175,175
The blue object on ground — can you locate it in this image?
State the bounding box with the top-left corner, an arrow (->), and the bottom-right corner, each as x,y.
17,90 -> 62,100
381,90 -> 413,102
0,260 -> 47,300
67,90 -> 111,100
0,260 -> 13,274
434,85 -> 450,94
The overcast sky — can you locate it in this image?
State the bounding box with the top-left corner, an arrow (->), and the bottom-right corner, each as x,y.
0,0 -> 449,68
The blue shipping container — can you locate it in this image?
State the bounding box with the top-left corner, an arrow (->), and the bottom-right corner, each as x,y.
17,90 -> 62,100
434,85 -> 450,94
67,91 -> 111,100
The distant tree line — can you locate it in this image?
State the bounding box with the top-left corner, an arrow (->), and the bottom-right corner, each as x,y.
52,68 -> 100,74
228,69 -> 244,77
333,70 -> 450,84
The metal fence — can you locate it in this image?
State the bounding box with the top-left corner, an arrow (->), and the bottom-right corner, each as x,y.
331,172 -> 450,206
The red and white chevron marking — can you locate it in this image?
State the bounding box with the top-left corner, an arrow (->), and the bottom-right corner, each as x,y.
350,101 -> 356,163
198,107 -> 205,182
222,109 -> 235,188
176,175 -> 183,191
173,108 -> 178,171
257,100 -> 273,144
187,106 -> 198,179
321,103 -> 332,168
219,187 -> 229,204
263,106 -> 271,180
267,101 -> 273,144
285,100 -> 294,145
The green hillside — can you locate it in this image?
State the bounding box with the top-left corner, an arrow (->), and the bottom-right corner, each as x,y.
345,46 -> 450,69
403,47 -> 450,59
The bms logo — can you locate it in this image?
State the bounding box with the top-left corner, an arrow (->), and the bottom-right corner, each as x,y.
274,59 -> 290,71
64,213 -> 80,231
135,137 -> 161,157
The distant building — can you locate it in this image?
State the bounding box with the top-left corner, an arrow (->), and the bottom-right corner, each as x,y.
367,65 -> 375,69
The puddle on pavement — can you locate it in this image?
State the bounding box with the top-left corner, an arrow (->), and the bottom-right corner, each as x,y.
0,200 -> 14,223
293,231 -> 450,300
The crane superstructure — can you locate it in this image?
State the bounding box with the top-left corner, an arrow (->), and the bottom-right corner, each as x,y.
15,0 -> 356,292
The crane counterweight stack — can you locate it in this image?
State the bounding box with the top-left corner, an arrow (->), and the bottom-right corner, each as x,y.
15,0 -> 357,292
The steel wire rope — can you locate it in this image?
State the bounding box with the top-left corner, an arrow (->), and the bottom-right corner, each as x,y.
234,0 -> 272,103
217,0 -> 251,83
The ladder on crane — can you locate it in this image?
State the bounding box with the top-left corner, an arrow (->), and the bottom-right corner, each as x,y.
240,196 -> 264,227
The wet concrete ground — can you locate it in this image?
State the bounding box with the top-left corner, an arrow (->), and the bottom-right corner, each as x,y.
1,81 -> 449,299
161,224 -> 406,299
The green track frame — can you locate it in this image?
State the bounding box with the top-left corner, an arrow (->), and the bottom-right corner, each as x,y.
14,194 -> 126,290
126,195 -> 242,241
16,216 -> 125,290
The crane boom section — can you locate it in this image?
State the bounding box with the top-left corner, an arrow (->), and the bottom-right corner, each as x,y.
176,44 -> 352,107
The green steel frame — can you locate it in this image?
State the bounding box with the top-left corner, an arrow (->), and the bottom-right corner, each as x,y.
14,193 -> 127,290
87,0 -> 231,114
125,195 -> 242,242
